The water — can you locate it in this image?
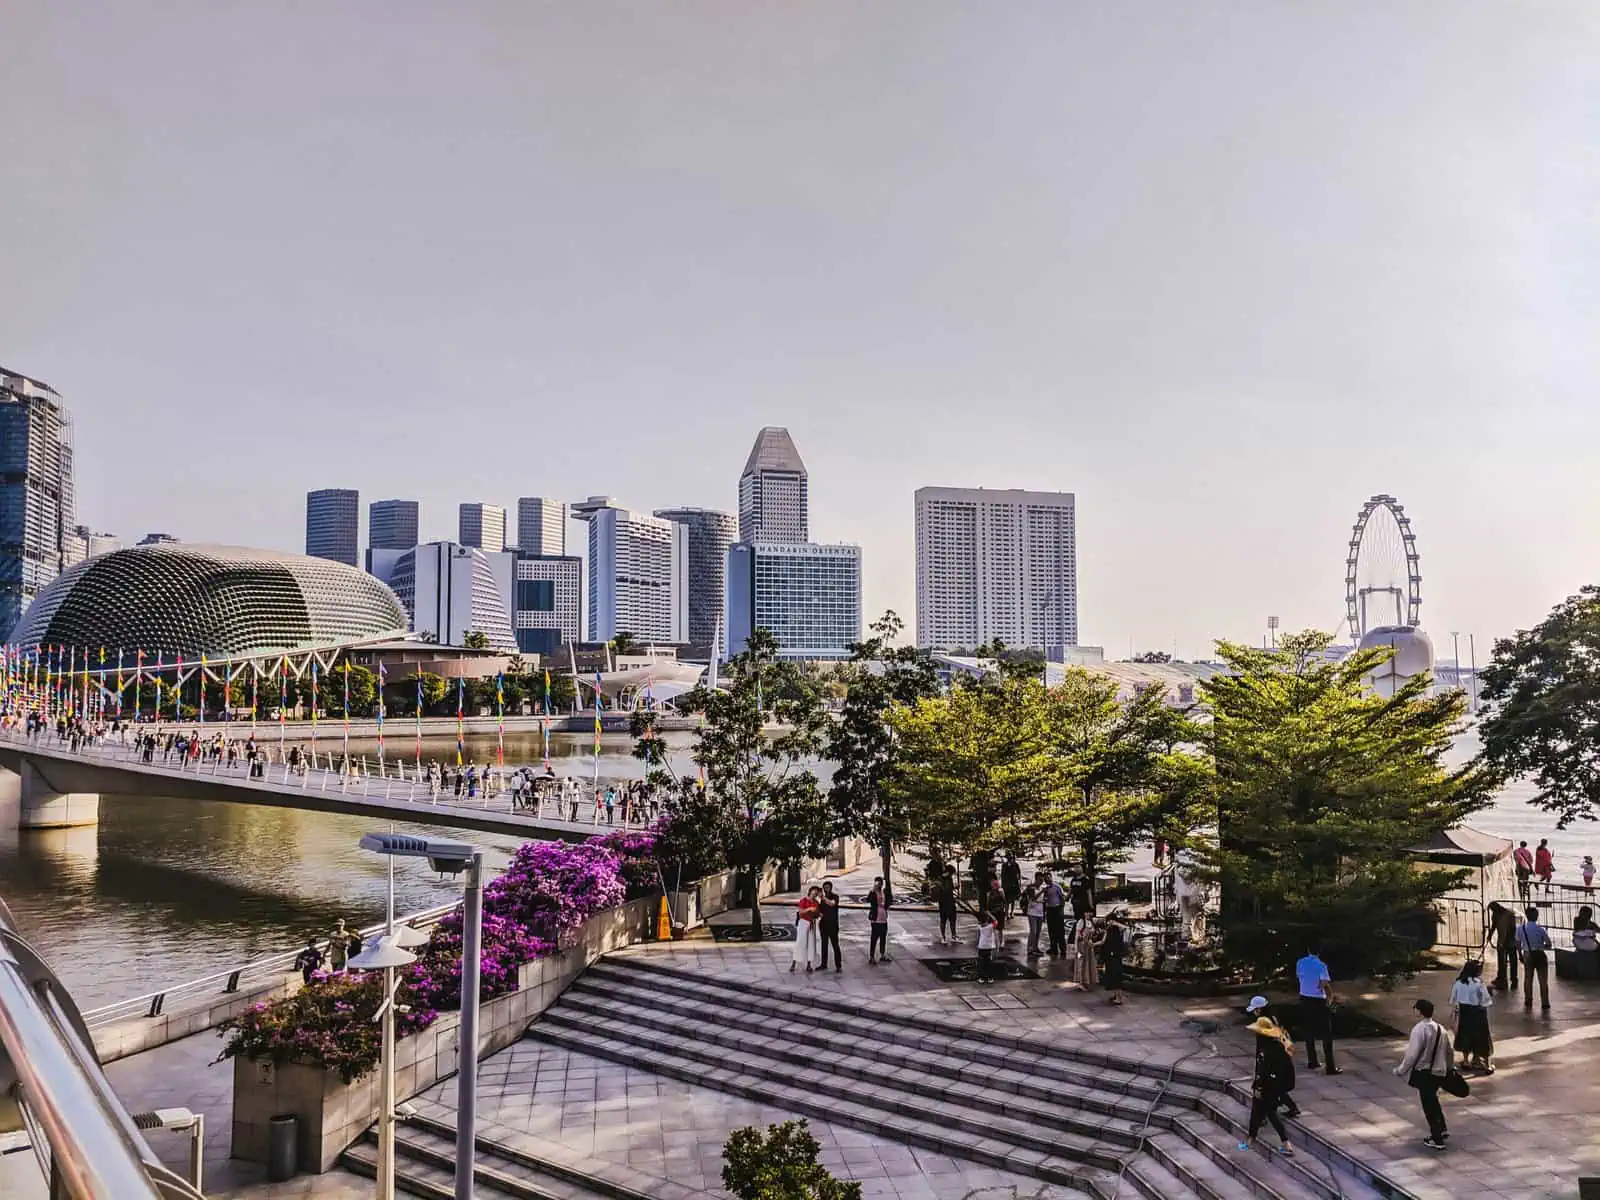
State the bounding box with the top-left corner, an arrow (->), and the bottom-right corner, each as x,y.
0,731 -> 698,1009
0,726 -> 1589,1011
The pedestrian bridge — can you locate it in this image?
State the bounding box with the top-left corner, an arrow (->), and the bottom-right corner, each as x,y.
0,730 -> 641,842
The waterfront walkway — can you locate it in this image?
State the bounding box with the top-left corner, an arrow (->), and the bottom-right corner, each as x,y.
100,857 -> 1600,1198
0,726 -> 655,840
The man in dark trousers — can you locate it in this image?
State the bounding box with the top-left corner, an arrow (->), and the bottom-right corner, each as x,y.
818,881 -> 843,972
867,877 -> 892,964
1488,902 -> 1518,992
937,866 -> 959,945
1001,853 -> 1023,917
1295,944 -> 1341,1075
1068,869 -> 1095,941
1043,872 -> 1068,957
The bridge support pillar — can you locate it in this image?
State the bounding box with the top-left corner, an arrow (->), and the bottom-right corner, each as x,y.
17,762 -> 99,829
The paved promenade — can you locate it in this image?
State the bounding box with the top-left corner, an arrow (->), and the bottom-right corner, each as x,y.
98,857 -> 1600,1199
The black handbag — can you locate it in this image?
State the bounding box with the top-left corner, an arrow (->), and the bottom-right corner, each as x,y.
1409,1024 -> 1471,1097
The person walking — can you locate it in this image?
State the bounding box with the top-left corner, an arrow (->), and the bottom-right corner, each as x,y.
1449,960 -> 1494,1074
1513,840 -> 1534,902
937,866 -> 959,945
1517,905 -> 1552,1013
1239,1013 -> 1296,1157
1534,839 -> 1555,894
791,887 -> 821,974
1097,911 -> 1128,1005
1583,855 -> 1596,891
976,911 -> 999,985
1394,998 -> 1454,1150
1043,872 -> 1068,957
294,938 -> 324,986
1488,902 -> 1519,993
1245,997 -> 1300,1116
817,881 -> 842,973
867,877 -> 892,965
1023,875 -> 1045,959
1295,944 -> 1341,1075
1068,868 -> 1095,942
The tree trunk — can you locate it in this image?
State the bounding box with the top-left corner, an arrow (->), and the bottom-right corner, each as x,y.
879,841 -> 894,905
746,866 -> 763,936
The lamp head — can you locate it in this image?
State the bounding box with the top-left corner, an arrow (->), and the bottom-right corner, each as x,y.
347,935 -> 418,971
358,832 -> 478,875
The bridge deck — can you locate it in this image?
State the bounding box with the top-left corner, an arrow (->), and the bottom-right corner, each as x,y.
0,731 -> 642,841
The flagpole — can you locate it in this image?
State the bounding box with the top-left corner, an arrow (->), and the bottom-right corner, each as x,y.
456,677 -> 464,767
199,654 -> 207,729
377,661 -> 386,773
342,660 -> 350,769
495,672 -> 504,769
310,661 -> 319,764
278,656 -> 287,760
414,675 -> 422,769
542,670 -> 551,773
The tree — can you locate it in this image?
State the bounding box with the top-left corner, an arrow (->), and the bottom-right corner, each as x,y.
1192,630 -> 1494,979
416,672 -> 451,716
318,663 -> 377,718
826,611 -> 940,899
642,628 -> 834,934
462,631 -> 490,651
1477,586 -> 1600,828
609,632 -> 639,658
722,1121 -> 861,1200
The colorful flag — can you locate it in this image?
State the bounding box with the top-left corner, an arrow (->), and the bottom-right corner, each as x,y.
455,676 -> 464,766
376,659 -> 386,769
199,653 -> 207,725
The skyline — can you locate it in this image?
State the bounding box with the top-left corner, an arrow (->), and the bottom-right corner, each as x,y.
6,3 -> 1596,656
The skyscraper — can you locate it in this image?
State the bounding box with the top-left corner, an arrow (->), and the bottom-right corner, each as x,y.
458,502 -> 507,552
368,499 -> 420,551
654,506 -> 736,660
388,541 -> 517,650
0,368 -> 74,635
305,488 -> 359,566
726,541 -> 861,661
738,427 -> 808,543
517,497 -> 566,555
484,550 -> 584,656
914,487 -> 1077,654
573,497 -> 686,644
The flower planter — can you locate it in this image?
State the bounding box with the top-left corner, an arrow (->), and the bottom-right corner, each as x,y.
229,895 -> 656,1172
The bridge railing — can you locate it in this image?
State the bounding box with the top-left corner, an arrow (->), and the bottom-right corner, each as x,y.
0,723 -> 664,829
78,901 -> 460,1030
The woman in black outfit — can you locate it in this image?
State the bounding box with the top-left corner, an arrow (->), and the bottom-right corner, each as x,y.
1240,1016 -> 1296,1157
1097,911 -> 1128,1005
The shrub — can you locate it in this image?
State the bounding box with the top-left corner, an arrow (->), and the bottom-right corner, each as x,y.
486,839 -> 627,944
722,1121 -> 861,1200
595,828 -> 663,900
406,911 -> 551,1014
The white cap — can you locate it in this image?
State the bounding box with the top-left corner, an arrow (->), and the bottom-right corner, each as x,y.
1246,995 -> 1269,1013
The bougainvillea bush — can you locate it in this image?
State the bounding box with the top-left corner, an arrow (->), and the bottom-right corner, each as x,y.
218,834 -> 637,1082
596,828 -> 662,900
485,839 -> 627,943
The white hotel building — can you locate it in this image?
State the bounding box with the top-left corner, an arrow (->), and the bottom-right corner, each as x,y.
573,497 -> 687,645
727,541 -> 861,661
914,486 -> 1077,654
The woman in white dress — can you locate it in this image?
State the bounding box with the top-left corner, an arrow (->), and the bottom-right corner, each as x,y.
791,886 -> 822,973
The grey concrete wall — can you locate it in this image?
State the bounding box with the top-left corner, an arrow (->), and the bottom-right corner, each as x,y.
93,976 -> 297,1065
231,895 -> 657,1172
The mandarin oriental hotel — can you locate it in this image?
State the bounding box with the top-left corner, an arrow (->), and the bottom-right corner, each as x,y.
726,541 -> 861,661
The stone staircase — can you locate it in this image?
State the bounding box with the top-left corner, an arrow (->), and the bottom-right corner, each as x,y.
527,957 -> 1397,1200
341,1111 -> 651,1200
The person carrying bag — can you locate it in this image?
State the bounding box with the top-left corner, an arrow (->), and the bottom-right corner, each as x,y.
1394,998 -> 1468,1151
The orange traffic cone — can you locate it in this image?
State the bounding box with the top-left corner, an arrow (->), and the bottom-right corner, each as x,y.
656,894 -> 672,941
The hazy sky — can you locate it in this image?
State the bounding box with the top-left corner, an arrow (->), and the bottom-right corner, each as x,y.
4,3 -> 1596,658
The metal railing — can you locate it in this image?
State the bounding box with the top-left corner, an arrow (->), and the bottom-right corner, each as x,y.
0,896 -> 202,1199
0,724 -> 662,830
80,901 -> 460,1030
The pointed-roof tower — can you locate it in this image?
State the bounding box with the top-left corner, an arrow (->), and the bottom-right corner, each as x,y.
738,427 -> 808,543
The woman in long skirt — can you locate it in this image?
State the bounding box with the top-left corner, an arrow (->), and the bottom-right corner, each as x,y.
1450,959 -> 1495,1073
1074,917 -> 1100,989
791,886 -> 822,973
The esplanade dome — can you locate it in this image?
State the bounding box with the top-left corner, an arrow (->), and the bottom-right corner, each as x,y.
9,544 -> 408,657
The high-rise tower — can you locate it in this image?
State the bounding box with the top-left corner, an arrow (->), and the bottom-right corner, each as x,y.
306,489 -> 360,566
369,499 -> 420,551
655,507 -> 736,660
737,427 -> 808,543
517,497 -> 566,555
0,368 -> 74,635
458,502 -> 507,552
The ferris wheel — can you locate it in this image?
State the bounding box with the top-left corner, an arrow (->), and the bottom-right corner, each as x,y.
1344,494 -> 1422,639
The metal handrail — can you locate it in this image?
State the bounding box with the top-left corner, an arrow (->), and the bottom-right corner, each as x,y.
0,898 -> 197,1199
80,901 -> 460,1029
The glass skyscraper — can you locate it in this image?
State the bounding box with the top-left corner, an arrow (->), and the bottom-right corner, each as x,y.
0,368 -> 74,637
655,506 -> 735,660
368,499 -> 420,551
305,488 -> 359,566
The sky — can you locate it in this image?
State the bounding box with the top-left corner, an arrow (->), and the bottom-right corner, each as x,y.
3,2 -> 1596,659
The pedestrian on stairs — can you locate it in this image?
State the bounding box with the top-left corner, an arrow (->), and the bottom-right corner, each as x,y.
1240,1014 -> 1296,1158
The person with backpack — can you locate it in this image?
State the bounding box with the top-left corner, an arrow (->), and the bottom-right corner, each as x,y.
1394,998 -> 1454,1150
1239,1011 -> 1297,1157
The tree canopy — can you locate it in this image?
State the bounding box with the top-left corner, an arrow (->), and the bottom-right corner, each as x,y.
1192,630 -> 1493,978
722,1121 -> 861,1200
1477,585 -> 1600,828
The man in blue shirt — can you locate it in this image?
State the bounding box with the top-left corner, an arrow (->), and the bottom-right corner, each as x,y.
1295,945 -> 1341,1075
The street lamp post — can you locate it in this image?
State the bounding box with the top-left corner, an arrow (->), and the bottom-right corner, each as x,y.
358,833 -> 485,1200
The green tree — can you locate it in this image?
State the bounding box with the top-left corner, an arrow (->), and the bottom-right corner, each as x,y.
826,611 -> 940,900
1477,586 -> 1600,827
652,628 -> 834,935
462,631 -> 490,651
1193,630 -> 1493,979
317,663 -> 377,718
722,1121 -> 861,1200
416,672 -> 452,717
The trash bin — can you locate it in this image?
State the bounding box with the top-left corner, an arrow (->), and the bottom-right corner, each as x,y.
267,1113 -> 298,1182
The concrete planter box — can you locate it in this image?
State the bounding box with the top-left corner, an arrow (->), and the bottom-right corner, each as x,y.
666,840 -> 872,931
230,895 -> 656,1172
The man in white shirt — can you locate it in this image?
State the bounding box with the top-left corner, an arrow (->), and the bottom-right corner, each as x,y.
1393,998 -> 1453,1149
1294,945 -> 1340,1075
